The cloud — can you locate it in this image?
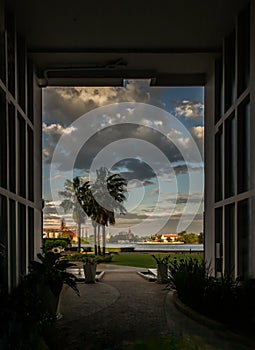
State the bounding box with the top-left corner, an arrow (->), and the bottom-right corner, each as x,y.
42,82 -> 153,124
43,122 -> 77,135
43,120 -> 185,176
43,122 -> 78,163
191,126 -> 204,139
112,158 -> 156,182
43,120 -> 203,179
43,84 -> 204,173
173,163 -> 204,175
174,100 -> 204,119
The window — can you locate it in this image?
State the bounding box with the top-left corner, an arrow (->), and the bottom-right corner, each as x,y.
224,114 -> 235,198
8,103 -> 16,193
18,203 -> 26,279
18,114 -> 26,198
237,99 -> 250,193
28,207 -> 34,262
27,61 -> 34,123
0,88 -> 7,189
224,203 -> 235,276
17,35 -> 26,112
0,10 -> 5,83
6,14 -> 15,98
215,57 -> 223,124
224,31 -> 236,112
0,195 -> 8,292
238,199 -> 251,278
9,199 -> 16,289
215,126 -> 223,202
215,207 -> 223,273
237,6 -> 250,96
27,126 -> 34,201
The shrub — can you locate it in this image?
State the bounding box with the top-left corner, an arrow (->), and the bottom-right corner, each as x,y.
152,254 -> 170,265
95,254 -> 113,263
0,252 -> 79,348
66,252 -> 88,261
168,257 -> 209,309
168,256 -> 255,329
43,238 -> 71,253
203,274 -> 238,322
65,253 -> 113,264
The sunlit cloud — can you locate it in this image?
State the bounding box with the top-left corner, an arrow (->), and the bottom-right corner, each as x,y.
174,100 -> 204,119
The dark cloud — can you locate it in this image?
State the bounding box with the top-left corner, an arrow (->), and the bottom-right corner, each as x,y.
112,158 -> 156,182
173,164 -> 203,175
70,124 -> 184,179
43,122 -> 186,182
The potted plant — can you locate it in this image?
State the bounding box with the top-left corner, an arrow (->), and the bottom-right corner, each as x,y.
83,256 -> 97,284
152,254 -> 170,284
28,252 -> 80,319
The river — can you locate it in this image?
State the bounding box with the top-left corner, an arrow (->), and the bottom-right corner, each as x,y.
79,243 -> 204,252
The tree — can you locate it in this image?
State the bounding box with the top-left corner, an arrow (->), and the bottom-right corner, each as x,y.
198,232 -> 204,244
81,167 -> 127,255
59,178 -> 87,252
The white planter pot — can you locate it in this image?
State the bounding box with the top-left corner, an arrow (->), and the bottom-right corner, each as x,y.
157,263 -> 168,284
83,264 -> 97,283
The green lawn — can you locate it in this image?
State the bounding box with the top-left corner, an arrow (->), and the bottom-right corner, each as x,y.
109,253 -> 203,268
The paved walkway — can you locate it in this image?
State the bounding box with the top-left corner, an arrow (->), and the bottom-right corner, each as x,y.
56,265 -> 254,350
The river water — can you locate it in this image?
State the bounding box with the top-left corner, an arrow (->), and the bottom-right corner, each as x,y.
80,243 -> 204,252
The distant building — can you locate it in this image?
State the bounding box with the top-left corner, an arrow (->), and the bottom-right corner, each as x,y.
161,234 -> 178,242
43,226 -> 78,242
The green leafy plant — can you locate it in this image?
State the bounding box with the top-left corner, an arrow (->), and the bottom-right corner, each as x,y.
168,257 -> 210,309
43,238 -> 71,253
168,256 -> 255,329
152,254 -> 170,265
203,274 -> 238,321
29,252 -> 79,297
83,255 -> 97,265
0,251 -> 79,349
66,252 -> 113,264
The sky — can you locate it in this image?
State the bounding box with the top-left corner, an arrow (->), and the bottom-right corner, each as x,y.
42,80 -> 204,237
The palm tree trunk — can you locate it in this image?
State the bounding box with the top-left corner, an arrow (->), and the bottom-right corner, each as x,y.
97,225 -> 101,255
78,221 -> 81,252
102,225 -> 106,256
93,222 -> 97,255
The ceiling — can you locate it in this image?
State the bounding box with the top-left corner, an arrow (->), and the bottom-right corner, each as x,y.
6,0 -> 249,86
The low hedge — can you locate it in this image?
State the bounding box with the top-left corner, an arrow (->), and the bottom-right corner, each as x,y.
43,238 -> 71,253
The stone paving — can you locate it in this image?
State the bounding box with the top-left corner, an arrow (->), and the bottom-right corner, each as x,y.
56,265 -> 255,350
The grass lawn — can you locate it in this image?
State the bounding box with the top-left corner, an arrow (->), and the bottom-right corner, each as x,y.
109,253 -> 203,268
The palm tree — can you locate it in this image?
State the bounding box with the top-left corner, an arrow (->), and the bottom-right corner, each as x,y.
59,177 -> 87,252
60,169 -> 127,256
75,180 -> 100,255
89,167 -> 127,255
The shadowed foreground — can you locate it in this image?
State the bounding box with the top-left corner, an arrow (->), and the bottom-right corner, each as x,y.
55,265 -> 253,350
